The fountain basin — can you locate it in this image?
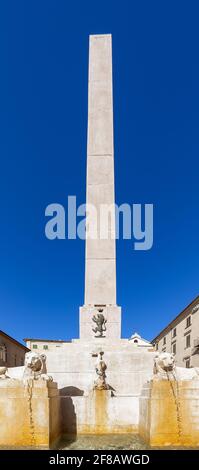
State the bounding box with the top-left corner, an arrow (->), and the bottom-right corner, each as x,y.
139,379 -> 199,447
0,379 -> 61,448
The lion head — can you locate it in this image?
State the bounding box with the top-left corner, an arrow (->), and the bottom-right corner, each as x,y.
24,351 -> 47,378
154,352 -> 175,376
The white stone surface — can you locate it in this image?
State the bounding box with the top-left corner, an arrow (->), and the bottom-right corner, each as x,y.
88,34 -> 112,83
85,260 -> 116,306
7,366 -> 24,379
84,34 -> 116,311
43,343 -> 155,432
61,391 -> 139,434
80,305 -> 121,340
86,238 -> 115,260
87,183 -> 115,207
87,156 -> 114,185
44,343 -> 155,396
88,110 -> 113,156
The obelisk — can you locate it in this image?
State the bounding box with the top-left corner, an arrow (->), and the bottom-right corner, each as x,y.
79,34 -> 121,340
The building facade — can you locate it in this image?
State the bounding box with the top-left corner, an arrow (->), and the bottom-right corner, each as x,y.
25,338 -> 70,352
152,296 -> 199,368
0,330 -> 29,367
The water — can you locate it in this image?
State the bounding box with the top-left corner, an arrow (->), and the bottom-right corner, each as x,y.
59,434 -> 199,451
26,380 -> 36,447
1,435 -> 197,450
60,434 -> 150,450
166,371 -> 182,440
0,435 -> 149,450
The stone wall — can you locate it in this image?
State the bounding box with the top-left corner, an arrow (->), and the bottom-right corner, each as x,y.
139,379 -> 199,447
44,341 -> 155,397
61,390 -> 139,435
0,380 -> 61,448
43,342 -> 155,435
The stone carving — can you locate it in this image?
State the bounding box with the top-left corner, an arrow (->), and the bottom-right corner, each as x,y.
153,352 -> 199,380
23,351 -> 53,383
94,351 -> 109,390
0,366 -> 9,380
153,352 -> 176,379
92,311 -> 107,337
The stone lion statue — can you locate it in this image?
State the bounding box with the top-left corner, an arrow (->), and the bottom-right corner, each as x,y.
23,351 -> 53,383
153,352 -> 176,378
0,366 -> 9,380
154,352 -> 199,380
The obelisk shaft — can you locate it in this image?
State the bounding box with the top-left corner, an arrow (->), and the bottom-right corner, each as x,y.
79,34 -> 121,341
85,34 -> 116,306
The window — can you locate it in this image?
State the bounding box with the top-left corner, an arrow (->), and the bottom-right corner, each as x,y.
173,328 -> 176,338
32,344 -> 38,349
186,316 -> 191,328
0,344 -> 7,363
155,343 -> 158,351
43,345 -> 48,350
185,358 -> 190,368
163,337 -> 166,345
172,343 -> 176,355
186,334 -> 191,348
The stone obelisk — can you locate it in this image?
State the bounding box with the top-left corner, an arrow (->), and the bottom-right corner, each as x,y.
80,34 -> 121,340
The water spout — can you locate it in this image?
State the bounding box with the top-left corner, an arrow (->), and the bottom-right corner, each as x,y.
166,371 -> 182,440
26,379 -> 36,447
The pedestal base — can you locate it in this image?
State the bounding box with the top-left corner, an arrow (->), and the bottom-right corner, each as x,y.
139,379 -> 199,447
0,380 -> 61,448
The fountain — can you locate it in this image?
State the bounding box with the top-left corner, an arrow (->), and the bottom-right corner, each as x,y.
1,35 -> 199,451
0,352 -> 61,448
139,352 -> 199,447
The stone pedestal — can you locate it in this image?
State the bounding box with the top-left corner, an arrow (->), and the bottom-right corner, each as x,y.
0,380 -> 61,448
46,342 -> 155,397
79,305 -> 121,340
42,339 -> 155,437
139,379 -> 199,447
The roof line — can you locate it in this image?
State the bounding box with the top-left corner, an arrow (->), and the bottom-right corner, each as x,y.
24,338 -> 70,343
151,294 -> 199,343
0,330 -> 29,351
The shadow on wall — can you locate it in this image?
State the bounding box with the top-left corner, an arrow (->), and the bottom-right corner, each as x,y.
60,396 -> 77,436
59,387 -> 84,438
60,386 -> 84,397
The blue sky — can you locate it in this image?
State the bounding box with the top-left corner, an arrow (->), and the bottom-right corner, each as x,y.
0,1 -> 198,344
